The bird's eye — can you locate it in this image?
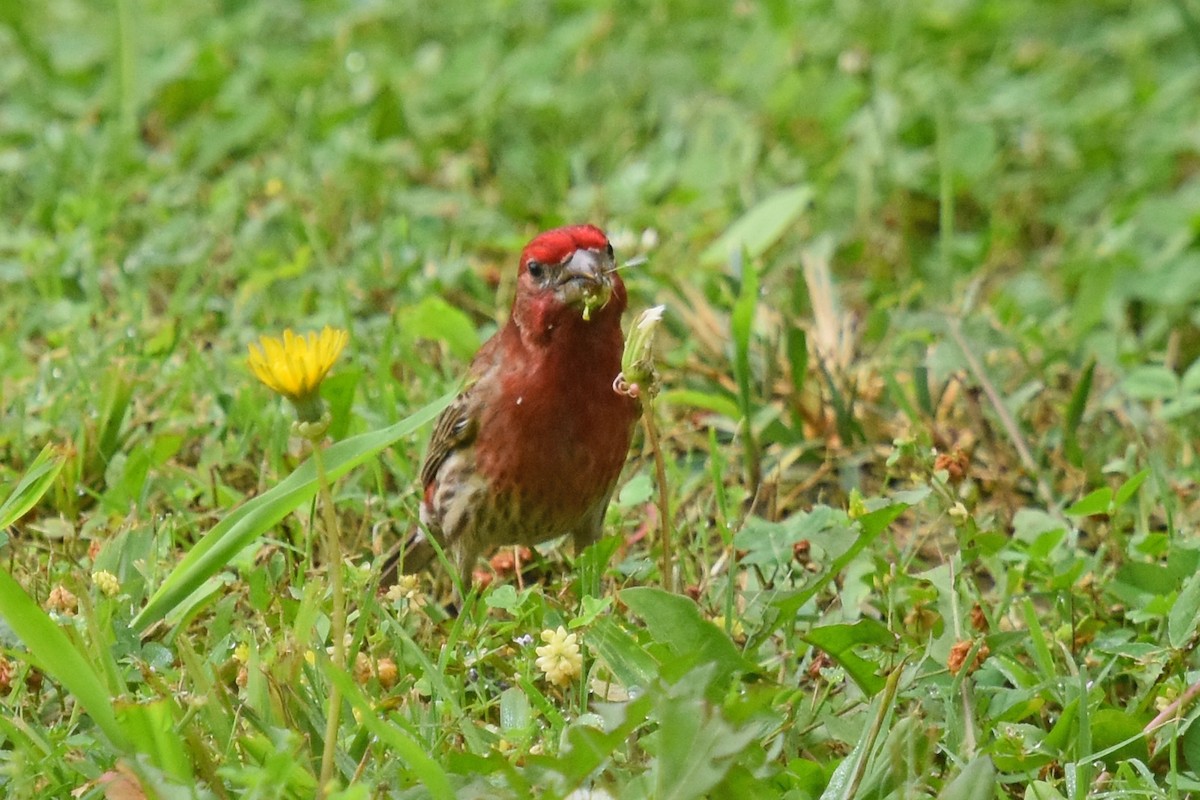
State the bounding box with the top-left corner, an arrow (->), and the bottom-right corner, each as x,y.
527,260 -> 545,279
605,242 -> 615,259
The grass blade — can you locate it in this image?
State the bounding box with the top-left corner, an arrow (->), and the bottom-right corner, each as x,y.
0,443 -> 67,529
730,252 -> 761,493
0,568 -> 129,751
132,391 -> 453,632
325,659 -> 455,799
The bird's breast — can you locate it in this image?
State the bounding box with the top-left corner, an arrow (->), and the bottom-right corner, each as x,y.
474,329 -> 637,520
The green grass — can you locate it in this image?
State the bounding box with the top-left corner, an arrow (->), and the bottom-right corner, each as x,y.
4,0 -> 1200,797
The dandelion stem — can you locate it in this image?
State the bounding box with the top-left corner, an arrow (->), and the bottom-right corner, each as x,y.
313,443 -> 346,797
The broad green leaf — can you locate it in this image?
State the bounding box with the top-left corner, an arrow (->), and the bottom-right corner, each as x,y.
1120,365 -> 1178,400
700,186 -> 813,266
590,616 -> 661,689
1183,357 -> 1200,394
991,723 -> 1053,773
132,391 -> 453,632
1113,468 -> 1149,507
785,759 -> 828,797
938,756 -> 995,800
615,473 -> 654,507
1089,708 -> 1149,769
1182,714 -> 1200,774
620,588 -> 753,682
858,503 -> 911,538
734,515 -> 811,569
653,669 -> 759,800
1071,262 -> 1115,337
397,295 -> 481,361
484,584 -> 524,612
774,503 -> 910,623
0,443 -> 66,529
1012,509 -> 1067,545
736,506 -> 865,570
1023,781 -> 1067,800
526,693 -> 653,786
572,595 -> 613,628
1065,487 -> 1112,517
802,620 -> 895,696
0,568 -> 129,751
1160,394 -> 1200,420
1113,561 -> 1174,597
1169,572 -> 1200,648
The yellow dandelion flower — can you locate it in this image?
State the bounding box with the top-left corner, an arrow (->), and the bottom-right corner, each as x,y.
535,626 -> 582,688
247,326 -> 349,424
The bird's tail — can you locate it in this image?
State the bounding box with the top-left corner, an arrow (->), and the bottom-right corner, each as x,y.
378,529 -> 438,587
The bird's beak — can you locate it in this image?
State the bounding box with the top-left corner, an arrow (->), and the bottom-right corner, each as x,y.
558,248 -> 614,319
559,248 -> 611,287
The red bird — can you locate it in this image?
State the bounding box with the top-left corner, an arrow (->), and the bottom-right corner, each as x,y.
389,225 -> 639,588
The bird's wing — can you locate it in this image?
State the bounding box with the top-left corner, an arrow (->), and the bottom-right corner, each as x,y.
419,336 -> 503,490
419,383 -> 480,489
382,369 -> 486,585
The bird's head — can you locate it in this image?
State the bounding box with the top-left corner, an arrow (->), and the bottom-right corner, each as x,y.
511,224 -> 626,337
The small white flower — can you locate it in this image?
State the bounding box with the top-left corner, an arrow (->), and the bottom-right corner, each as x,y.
386,574 -> 421,602
564,789 -> 615,800
92,570 -> 121,598
535,626 -> 582,687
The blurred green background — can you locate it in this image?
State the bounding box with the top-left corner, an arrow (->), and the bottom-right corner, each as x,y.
5,0 -> 1200,796
6,0 -> 1200,428
6,0 -> 1199,500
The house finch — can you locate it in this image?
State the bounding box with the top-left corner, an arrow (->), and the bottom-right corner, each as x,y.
386,224 -> 639,589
